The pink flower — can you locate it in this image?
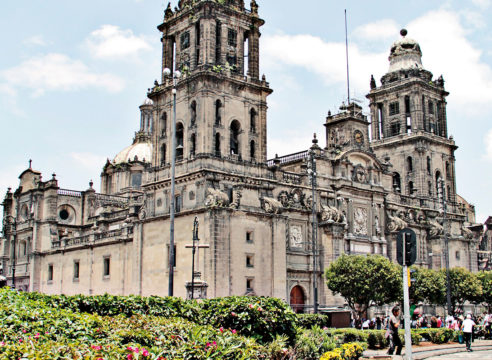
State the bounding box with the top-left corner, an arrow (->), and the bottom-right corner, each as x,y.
45,332 -> 49,335
232,329 -> 237,334
219,327 -> 224,333
212,341 -> 217,346
142,348 -> 149,357
34,333 -> 40,340
231,312 -> 236,317
97,358 -> 103,360
0,342 -> 4,346
22,329 -> 27,333
206,342 -> 211,348
258,307 -> 263,312
248,304 -> 254,309
91,345 -> 102,350
19,339 -> 23,343
127,355 -> 133,360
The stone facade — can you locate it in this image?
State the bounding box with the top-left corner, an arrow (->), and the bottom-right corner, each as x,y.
0,1 -> 483,310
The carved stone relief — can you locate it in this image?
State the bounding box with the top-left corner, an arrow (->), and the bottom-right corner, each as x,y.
353,207 -> 368,235
289,225 -> 303,248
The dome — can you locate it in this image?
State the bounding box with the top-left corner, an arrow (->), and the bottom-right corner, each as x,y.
113,142 -> 153,164
388,29 -> 423,73
141,98 -> 153,106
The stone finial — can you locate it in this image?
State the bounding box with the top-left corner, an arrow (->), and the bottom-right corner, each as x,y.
7,187 -> 11,194
262,74 -> 266,81
370,75 -> 376,89
89,180 -> 94,188
164,2 -> 173,19
52,173 -> 56,180
312,133 -> 318,145
29,159 -> 32,169
400,29 -> 408,37
327,110 -> 332,117
250,0 -> 259,14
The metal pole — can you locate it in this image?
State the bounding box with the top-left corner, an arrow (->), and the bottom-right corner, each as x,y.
191,217 -> 198,300
440,179 -> 452,315
310,151 -> 318,314
403,233 -> 413,360
168,81 -> 177,297
344,9 -> 351,105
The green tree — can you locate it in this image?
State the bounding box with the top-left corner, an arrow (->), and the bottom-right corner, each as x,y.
442,267 -> 482,313
409,267 -> 446,305
325,255 -> 402,320
476,271 -> 492,311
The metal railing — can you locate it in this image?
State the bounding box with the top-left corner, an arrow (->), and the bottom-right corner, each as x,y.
267,150 -> 309,167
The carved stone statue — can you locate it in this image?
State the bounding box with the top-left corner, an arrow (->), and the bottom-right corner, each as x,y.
352,165 -> 368,183
229,188 -> 242,209
261,197 -> 282,214
428,219 -> 444,238
387,212 -> 407,232
461,225 -> 474,240
278,191 -> 290,207
320,205 -> 345,223
205,188 -> 230,208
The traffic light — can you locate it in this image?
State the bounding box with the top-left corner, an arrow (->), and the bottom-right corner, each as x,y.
404,233 -> 415,266
397,228 -> 417,266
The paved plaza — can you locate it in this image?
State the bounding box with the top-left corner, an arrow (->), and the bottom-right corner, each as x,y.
426,349 -> 492,359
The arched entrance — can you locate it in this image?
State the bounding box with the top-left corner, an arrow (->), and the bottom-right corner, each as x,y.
290,285 -> 305,313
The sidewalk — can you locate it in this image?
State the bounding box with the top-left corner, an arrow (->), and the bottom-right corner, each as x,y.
361,339 -> 492,359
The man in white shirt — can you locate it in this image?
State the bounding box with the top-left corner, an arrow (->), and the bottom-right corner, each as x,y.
461,314 -> 476,352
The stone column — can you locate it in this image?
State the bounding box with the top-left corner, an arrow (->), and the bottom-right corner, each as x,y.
248,28 -> 260,79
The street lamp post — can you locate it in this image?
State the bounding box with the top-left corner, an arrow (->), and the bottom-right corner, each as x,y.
439,178 -> 452,315
308,145 -> 318,314
163,67 -> 181,297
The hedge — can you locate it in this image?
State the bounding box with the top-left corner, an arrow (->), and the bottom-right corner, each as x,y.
297,313 -> 331,329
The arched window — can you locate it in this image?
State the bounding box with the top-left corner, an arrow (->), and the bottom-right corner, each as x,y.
190,101 -> 197,125
250,140 -> 255,160
435,171 -> 442,196
161,112 -> 167,137
176,123 -> 184,160
428,181 -> 432,196
215,133 -> 221,156
190,133 -> 196,156
408,181 -> 414,195
445,161 -> 450,179
393,172 -> 401,193
427,156 -> 431,175
250,109 -> 257,133
447,185 -> 452,201
407,156 -> 413,172
161,144 -> 166,165
215,100 -> 222,125
230,120 -> 241,155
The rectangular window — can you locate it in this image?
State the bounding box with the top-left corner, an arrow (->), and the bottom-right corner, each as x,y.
390,122 -> 400,136
389,102 -> 400,116
246,231 -> 253,243
180,31 -> 190,50
428,101 -> 434,115
48,264 -> 53,282
246,278 -> 254,292
103,257 -> 110,277
215,21 -> 221,64
228,29 -> 237,47
131,173 -> 142,189
175,195 -> 182,213
73,261 -> 80,280
246,255 -> 254,268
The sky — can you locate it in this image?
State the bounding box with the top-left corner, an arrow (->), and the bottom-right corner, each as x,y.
1,0 -> 491,222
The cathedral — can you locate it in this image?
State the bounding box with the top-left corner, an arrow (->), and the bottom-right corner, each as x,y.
0,0 -> 482,311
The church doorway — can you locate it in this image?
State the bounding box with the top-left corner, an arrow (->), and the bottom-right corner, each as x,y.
290,285 -> 305,313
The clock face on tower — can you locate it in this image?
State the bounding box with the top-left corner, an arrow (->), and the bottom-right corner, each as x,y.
354,130 -> 364,145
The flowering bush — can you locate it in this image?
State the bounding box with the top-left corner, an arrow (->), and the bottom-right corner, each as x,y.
320,342 -> 366,360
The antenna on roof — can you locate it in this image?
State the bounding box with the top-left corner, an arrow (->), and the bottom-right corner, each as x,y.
345,9 -> 351,105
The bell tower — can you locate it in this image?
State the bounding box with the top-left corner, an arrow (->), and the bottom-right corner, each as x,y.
367,30 -> 457,201
149,0 -> 272,166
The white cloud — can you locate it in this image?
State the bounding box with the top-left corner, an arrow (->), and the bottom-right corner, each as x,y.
70,152 -> 108,170
262,34 -> 387,96
407,10 -> 492,106
484,129 -> 492,161
262,9 -> 492,109
86,25 -> 152,60
23,35 -> 48,46
0,53 -> 125,96
352,19 -> 399,41
471,0 -> 491,9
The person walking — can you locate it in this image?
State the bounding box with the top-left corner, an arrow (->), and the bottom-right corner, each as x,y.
461,314 -> 476,352
387,306 -> 403,355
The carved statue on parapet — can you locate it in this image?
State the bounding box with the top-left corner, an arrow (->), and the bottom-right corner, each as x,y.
387,212 -> 407,233
461,225 -> 474,240
261,197 -> 282,214
428,218 -> 444,238
250,0 -> 258,14
320,205 -> 345,224
229,188 -> 242,209
205,188 -> 230,208
165,3 -> 174,19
